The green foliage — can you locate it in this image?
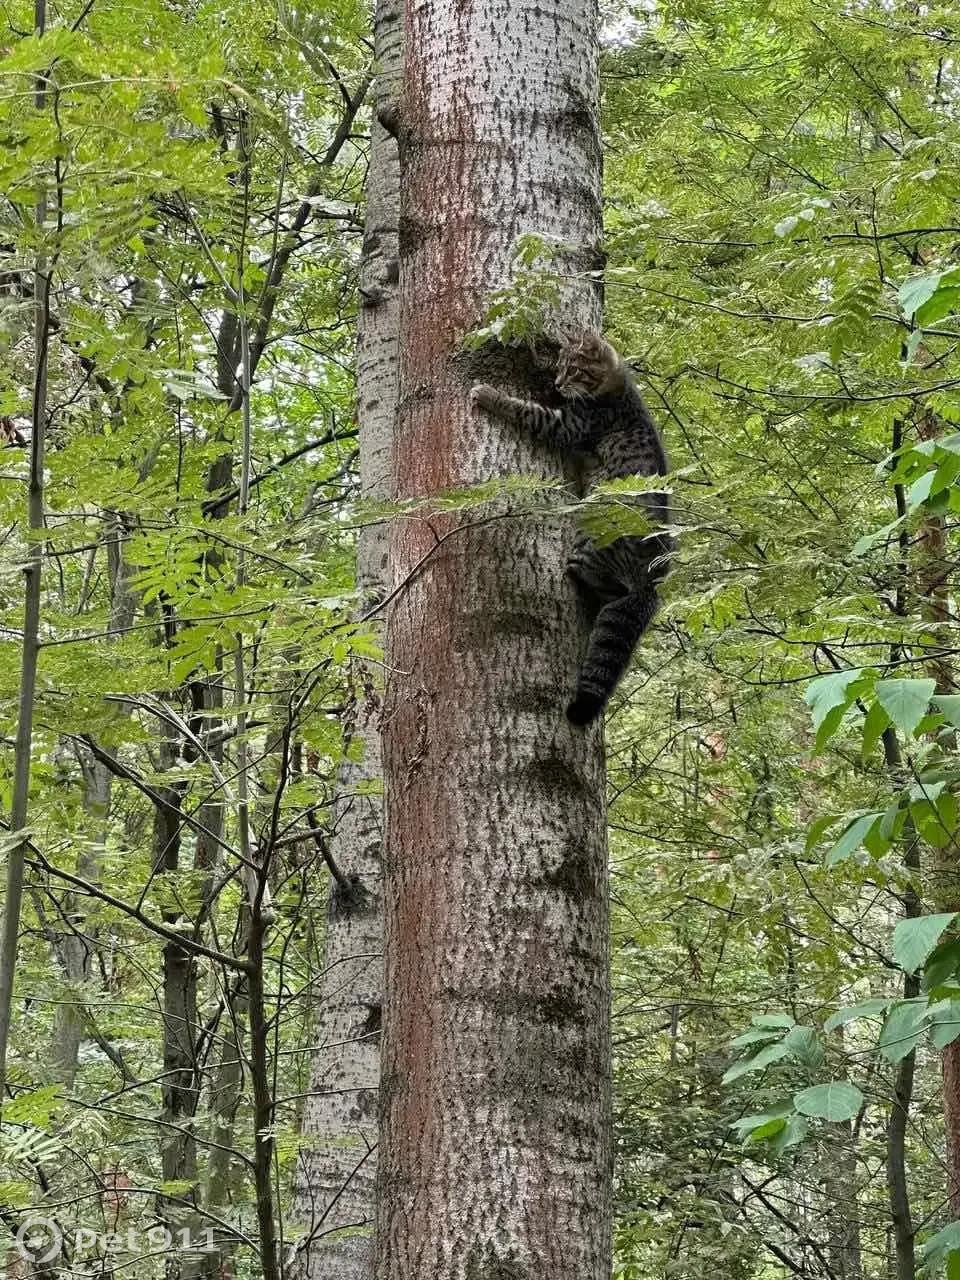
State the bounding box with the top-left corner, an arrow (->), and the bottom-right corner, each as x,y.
604,0 -> 960,1272
464,235 -> 566,346
0,0 -> 369,1267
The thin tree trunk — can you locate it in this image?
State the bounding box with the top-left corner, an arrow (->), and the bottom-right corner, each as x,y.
883,723 -> 917,1280
51,512 -> 135,1086
290,6 -> 399,1275
156,744 -> 199,1198
376,2 -> 610,1275
909,409 -> 960,1219
50,756 -> 110,1087
824,1120 -> 863,1280
0,0 -> 49,1094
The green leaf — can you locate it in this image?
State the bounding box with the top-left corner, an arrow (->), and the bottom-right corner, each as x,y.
806,813 -> 840,852
918,1219 -> 960,1277
899,268 -> 960,320
927,1000 -> 960,1050
804,669 -> 864,743
875,678 -> 936,737
772,1114 -> 809,1152
852,518 -> 905,557
824,999 -> 890,1032
918,286 -> 960,327
729,1101 -> 795,1137
907,470 -> 937,509
933,695 -> 960,729
861,700 -> 891,759
730,1027 -> 785,1049
783,1025 -> 824,1068
2,1085 -> 62,1126
893,913 -> 958,973
793,1082 -> 864,1121
913,791 -> 958,849
743,1116 -> 788,1142
722,1041 -> 792,1084
924,941 -> 960,989
751,1013 -> 796,1029
825,813 -> 882,867
878,1000 -> 928,1062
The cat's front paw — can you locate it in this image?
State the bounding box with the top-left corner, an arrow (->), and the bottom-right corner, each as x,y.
471,384 -> 500,413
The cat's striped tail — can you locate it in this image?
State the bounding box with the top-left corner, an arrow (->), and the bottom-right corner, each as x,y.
566,588 -> 658,726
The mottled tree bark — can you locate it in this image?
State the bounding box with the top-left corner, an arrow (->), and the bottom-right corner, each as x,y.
376,1 -> 610,1276
156,749 -> 199,1197
51,512 -> 135,1087
290,5 -> 400,1276
910,410 -> 960,1222
824,1121 -> 862,1280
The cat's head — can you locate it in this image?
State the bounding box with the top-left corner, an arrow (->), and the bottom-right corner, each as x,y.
555,330 -> 626,400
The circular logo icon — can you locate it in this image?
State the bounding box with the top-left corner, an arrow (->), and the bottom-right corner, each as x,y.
15,1216 -> 63,1264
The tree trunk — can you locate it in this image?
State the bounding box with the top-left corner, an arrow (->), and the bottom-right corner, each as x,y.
155,735 -> 199,1204
290,6 -> 399,1275
51,511 -> 135,1086
883,724 -> 917,1280
376,2 -> 610,1276
50,754 -> 110,1087
0,0 -> 49,1091
910,409 -> 960,1220
823,1121 -> 862,1280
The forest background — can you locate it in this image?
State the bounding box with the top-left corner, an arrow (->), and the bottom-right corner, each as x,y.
1,0 -> 960,1278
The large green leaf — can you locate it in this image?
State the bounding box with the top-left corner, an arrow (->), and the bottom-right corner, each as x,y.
824,999 -> 890,1032
722,1041 -> 792,1084
927,1001 -> 960,1051
893,914 -> 958,974
918,1220 -> 960,1278
804,670 -> 865,751
825,813 -> 882,867
793,1082 -> 863,1122
878,1001 -> 928,1063
899,267 -> 960,320
875,678 -> 936,738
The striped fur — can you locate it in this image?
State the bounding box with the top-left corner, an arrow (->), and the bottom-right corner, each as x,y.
472,331 -> 672,725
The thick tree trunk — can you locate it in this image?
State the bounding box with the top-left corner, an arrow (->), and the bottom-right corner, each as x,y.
291,7 -> 399,1276
376,2 -> 610,1276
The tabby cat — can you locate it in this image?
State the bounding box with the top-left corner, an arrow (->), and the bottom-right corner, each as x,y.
472,330 -> 671,725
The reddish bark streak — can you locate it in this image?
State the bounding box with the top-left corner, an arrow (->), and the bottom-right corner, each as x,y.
378,0 -> 608,1274
945,1041 -> 960,1216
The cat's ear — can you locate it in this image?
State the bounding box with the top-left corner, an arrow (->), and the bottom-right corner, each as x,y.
559,326 -> 590,351
549,324 -> 577,347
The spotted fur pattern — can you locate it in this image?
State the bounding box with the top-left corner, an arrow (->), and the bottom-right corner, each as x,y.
472,330 -> 671,725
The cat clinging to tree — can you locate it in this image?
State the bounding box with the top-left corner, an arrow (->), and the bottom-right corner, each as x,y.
472,330 -> 672,725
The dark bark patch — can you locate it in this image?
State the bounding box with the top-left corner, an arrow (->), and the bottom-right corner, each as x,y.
455,608 -> 547,653
350,1085 -> 378,1121
508,684 -> 564,713
361,1001 -> 382,1042
465,1244 -> 529,1280
522,752 -> 588,798
397,213 -> 431,256
538,984 -> 581,1025
332,873 -> 371,916
541,840 -> 599,899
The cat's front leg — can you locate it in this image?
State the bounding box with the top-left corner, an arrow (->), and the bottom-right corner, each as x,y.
471,384 -> 562,434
